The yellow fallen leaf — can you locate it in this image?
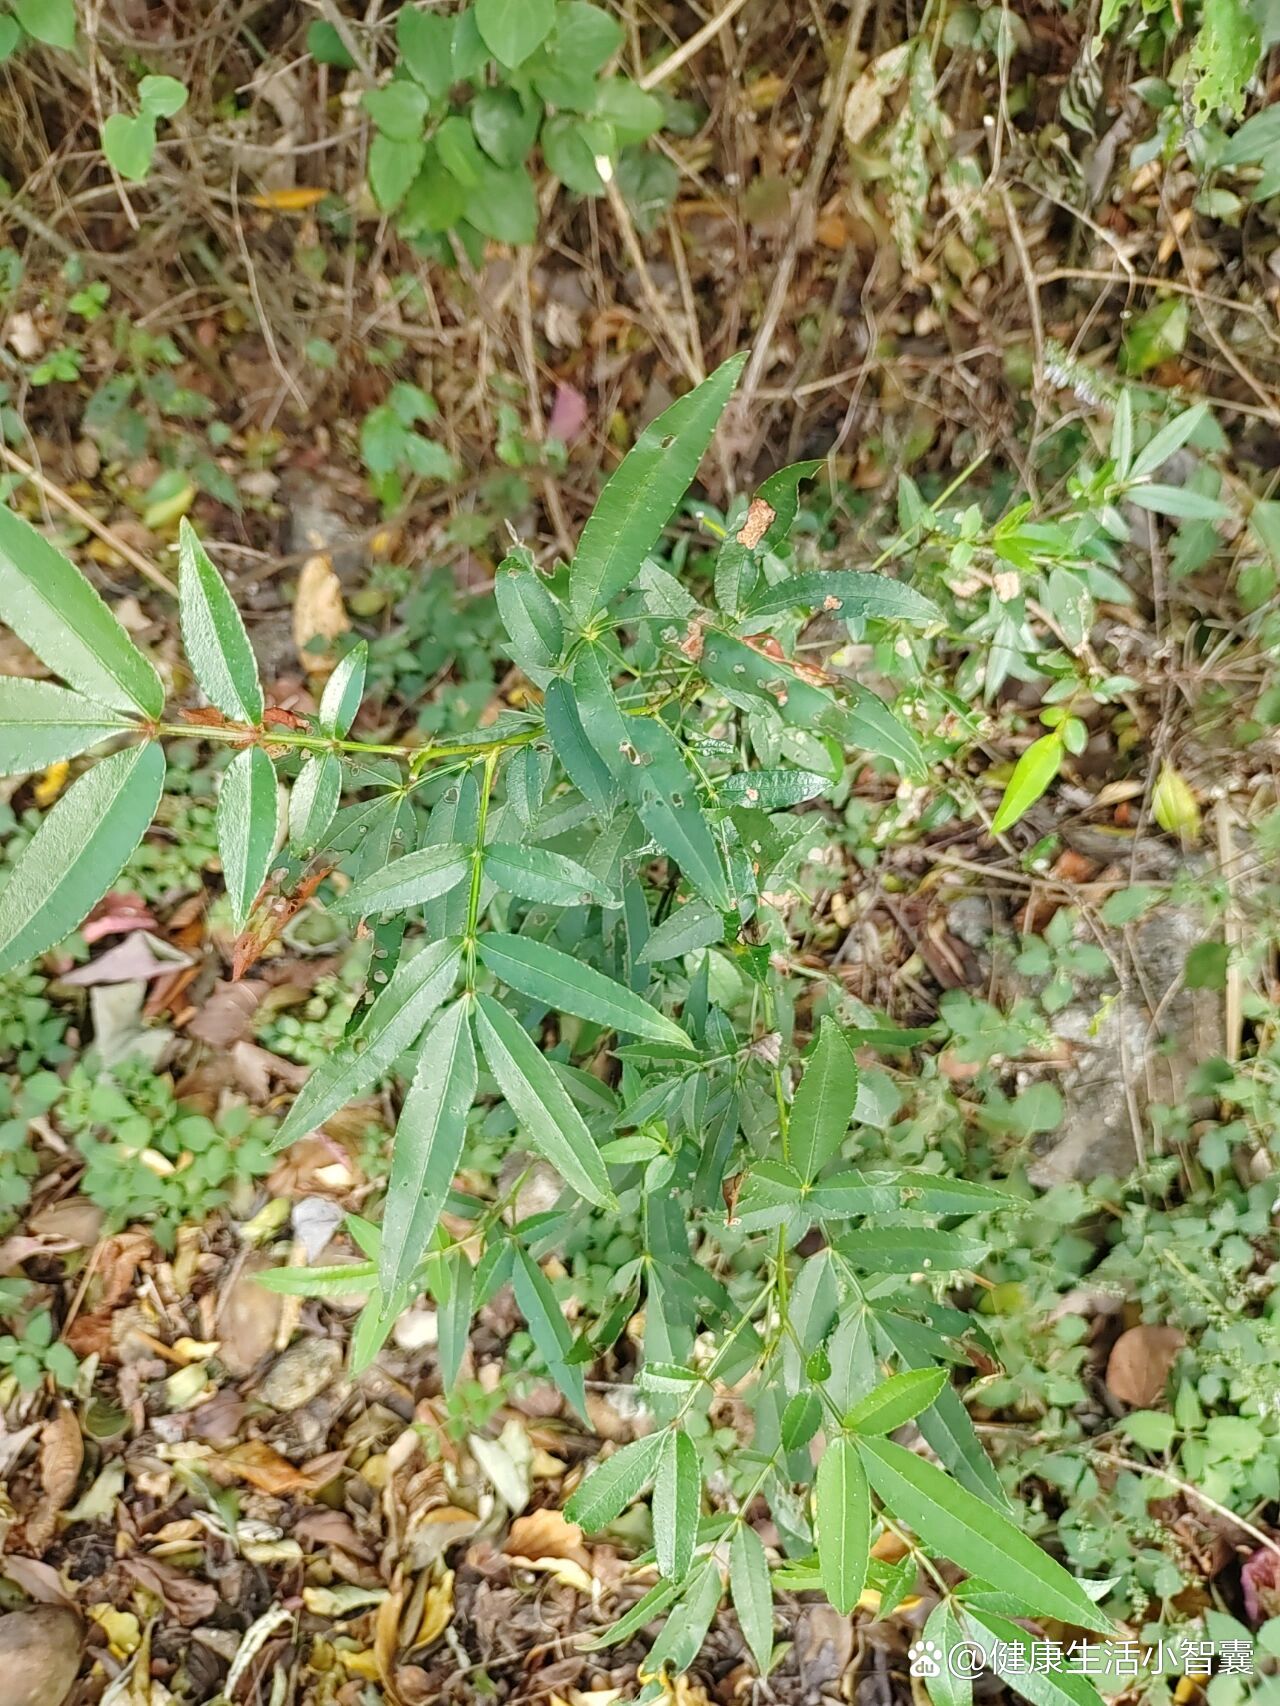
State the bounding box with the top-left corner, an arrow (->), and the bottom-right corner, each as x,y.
509,1554 -> 596,1596
34,760 -> 69,805
170,1337 -> 220,1364
90,1603 -> 142,1659
337,1649 -> 382,1680
250,186 -> 330,211
415,1567 -> 455,1647
294,554 -> 350,673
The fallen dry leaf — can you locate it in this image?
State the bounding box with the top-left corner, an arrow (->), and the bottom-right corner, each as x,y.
121,1556 -> 219,1625
0,1605 -> 83,1706
212,1440 -> 346,1494
23,1404 -> 83,1552
504,1508 -> 590,1568
294,554 -> 349,673
1106,1324 -> 1187,1407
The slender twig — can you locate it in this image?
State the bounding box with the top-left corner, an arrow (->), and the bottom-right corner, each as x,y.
0,444 -> 178,596
637,0 -> 755,90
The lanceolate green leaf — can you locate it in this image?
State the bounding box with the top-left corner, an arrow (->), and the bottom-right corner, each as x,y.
543,676 -> 616,817
0,742 -> 165,977
0,679 -> 132,777
0,505 -> 164,717
272,939 -> 462,1150
815,1435 -> 870,1615
289,753 -> 341,856
845,1367 -> 948,1434
653,1429 -> 700,1581
858,1436 -> 1112,1632
379,999 -> 478,1307
178,520 -> 264,723
962,1608 -> 1108,1706
473,992 -> 617,1208
565,1430 -> 666,1530
568,353 -> 748,623
477,932 -> 689,1046
512,1245 -> 586,1418
728,1522 -> 773,1674
483,843 -> 616,907
748,571 -> 940,625
991,732 -> 1062,835
334,842 -> 470,917
643,1563 -> 723,1679
318,642 -> 366,736
217,746 -> 280,931
790,1018 -> 859,1181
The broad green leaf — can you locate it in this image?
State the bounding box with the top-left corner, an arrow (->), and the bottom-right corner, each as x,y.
845,1368 -> 948,1434
484,843 -> 615,907
781,1391 -> 822,1450
468,161 -> 539,243
319,643 -> 367,736
397,4 -> 455,98
272,939 -> 462,1149
512,1245 -> 586,1418
217,747 -> 279,931
379,999 -> 477,1306
102,112 -> 156,181
565,1430 -> 666,1530
473,992 -> 616,1208
0,679 -> 131,776
0,505 -> 164,717
137,75 -> 188,118
543,676 -> 616,816
990,732 -> 1062,834
289,753 -> 341,856
718,768 -> 829,809
363,79 -> 430,140
542,113 -> 611,195
568,354 -> 747,623
334,842 -> 470,917
815,1435 -> 870,1615
178,520 -> 263,723
748,571 -> 940,625
835,1229 -> 988,1275
13,0 -> 77,47
476,0 -> 555,65
369,133 -> 425,210
643,1561 -> 722,1679
962,1607 -> 1109,1706
1221,103 -> 1280,164
729,1522 -> 773,1674
858,1437 -> 1111,1631
477,932 -> 689,1046
0,742 -> 164,977
790,1018 -> 859,1181
653,1430 -> 700,1581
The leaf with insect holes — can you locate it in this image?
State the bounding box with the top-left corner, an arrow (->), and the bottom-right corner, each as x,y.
0,679 -> 132,777
0,505 -> 163,718
815,1435 -> 870,1615
477,932 -> 689,1047
858,1436 -> 1112,1631
653,1429 -> 700,1581
0,742 -> 165,977
568,354 -> 747,623
991,732 -> 1062,834
565,1431 -> 666,1531
271,939 -> 462,1150
483,843 -> 617,908
790,1018 -> 859,1182
729,1523 -> 773,1673
512,1245 -> 586,1418
217,747 -> 279,931
473,992 -> 617,1208
718,768 -> 830,809
378,998 -> 477,1308
748,570 -> 940,625
179,521 -> 264,723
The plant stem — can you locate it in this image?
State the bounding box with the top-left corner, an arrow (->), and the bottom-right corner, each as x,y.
463,746 -> 501,990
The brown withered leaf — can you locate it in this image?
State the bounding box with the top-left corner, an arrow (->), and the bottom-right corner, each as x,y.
293,1508 -> 376,1560
736,497 -> 776,549
23,1405 -> 84,1552
121,1557 -> 219,1624
294,554 -> 349,672
1106,1324 -> 1187,1407
504,1509 -> 590,1569
212,1440 -> 346,1494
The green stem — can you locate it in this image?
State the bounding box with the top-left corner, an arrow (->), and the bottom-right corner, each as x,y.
154,719 -> 541,768
463,746 -> 501,991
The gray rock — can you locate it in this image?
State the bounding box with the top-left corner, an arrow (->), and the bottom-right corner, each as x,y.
256,1336 -> 344,1412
